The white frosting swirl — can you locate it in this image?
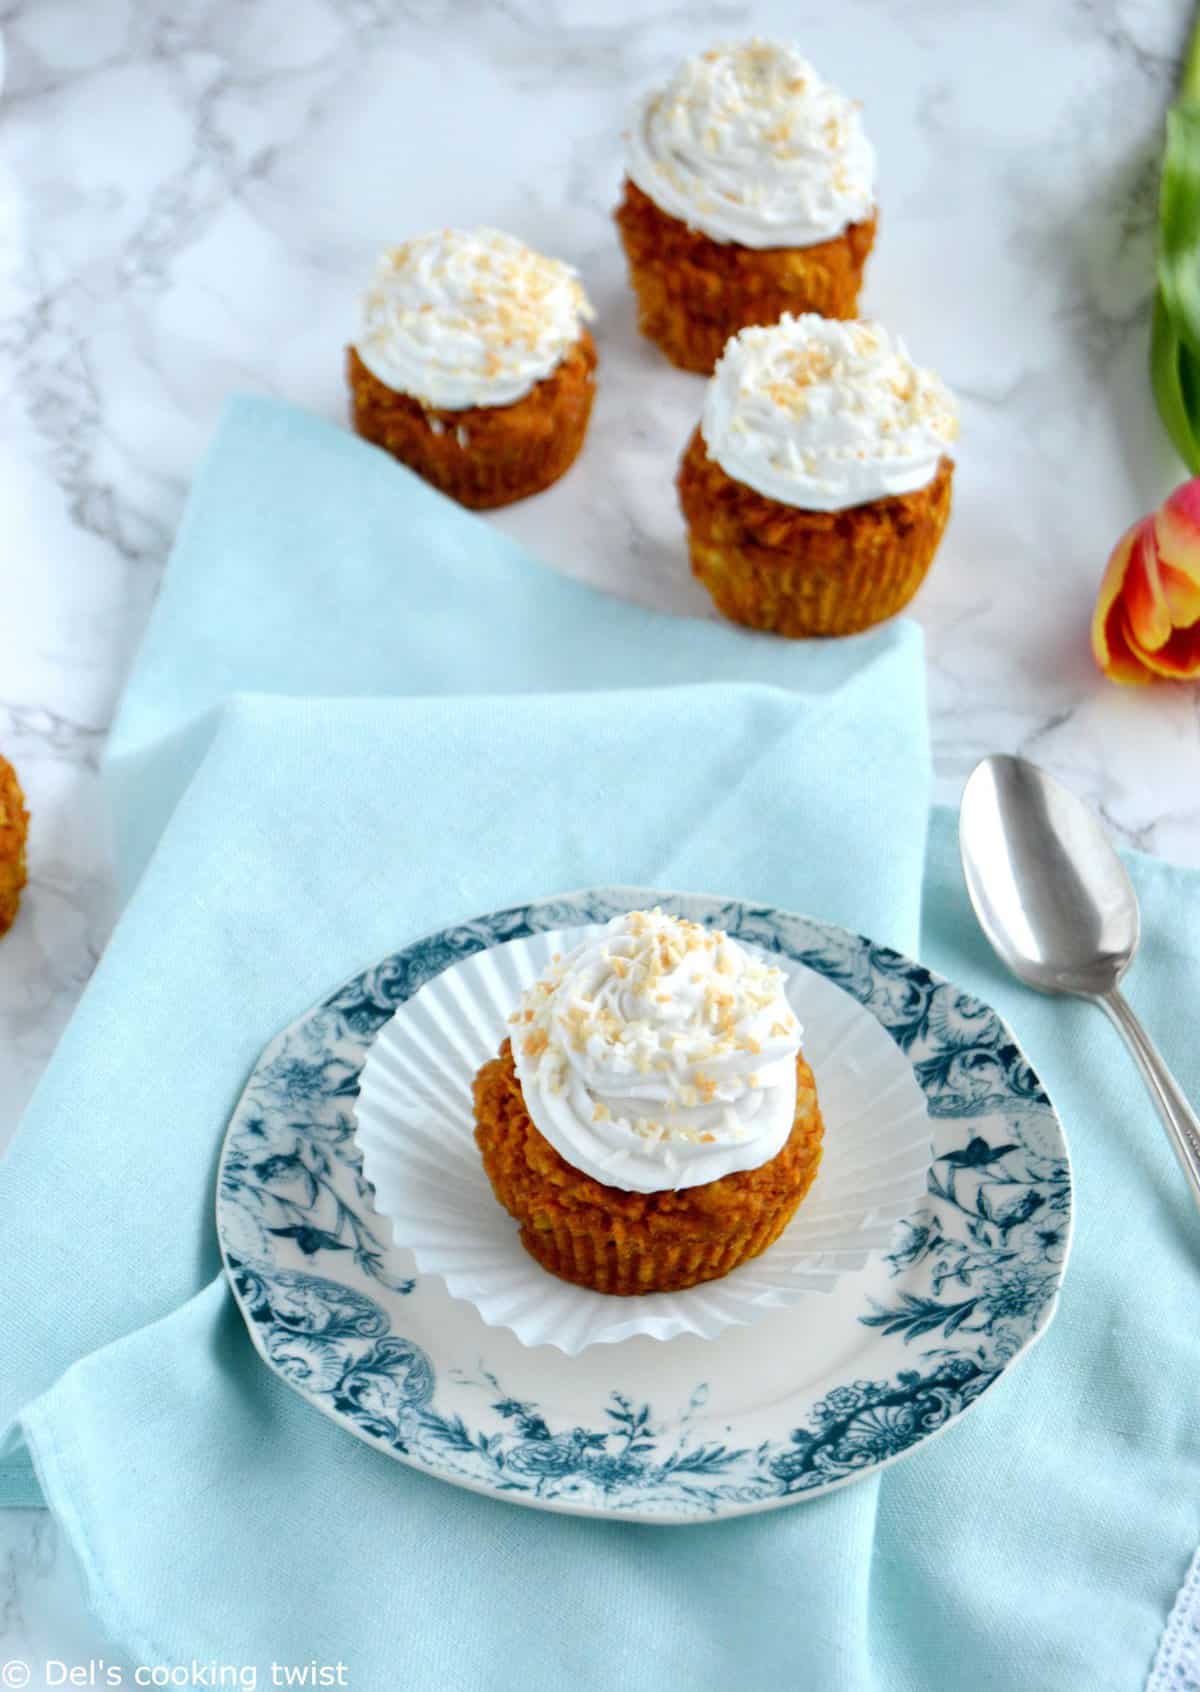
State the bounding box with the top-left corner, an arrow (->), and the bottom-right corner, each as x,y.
701,314 -> 959,511
509,910 -> 803,1194
354,228 -> 594,410
625,39 -> 875,249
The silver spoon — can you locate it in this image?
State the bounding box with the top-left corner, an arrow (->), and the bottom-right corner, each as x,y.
959,753 -> 1200,1213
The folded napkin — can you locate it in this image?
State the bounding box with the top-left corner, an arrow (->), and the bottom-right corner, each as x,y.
2,398 -> 1197,1692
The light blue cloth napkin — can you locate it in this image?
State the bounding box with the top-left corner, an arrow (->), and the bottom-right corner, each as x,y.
1,398 -> 1197,1691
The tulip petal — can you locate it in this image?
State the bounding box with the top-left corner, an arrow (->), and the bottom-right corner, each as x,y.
1093,481 -> 1200,683
1104,608 -> 1157,682
1092,521 -> 1155,682
1131,617 -> 1200,676
1154,483 -> 1200,624
1160,474 -> 1200,533
1122,520 -> 1174,651
1159,559 -> 1200,625
1091,522 -> 1137,658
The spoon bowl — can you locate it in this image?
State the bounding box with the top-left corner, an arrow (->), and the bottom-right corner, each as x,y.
959,755 -> 1139,998
960,754 -> 1200,1215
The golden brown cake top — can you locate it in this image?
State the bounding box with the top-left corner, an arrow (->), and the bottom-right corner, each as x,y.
702,314 -> 959,512
354,228 -> 594,411
625,39 -> 875,249
508,909 -> 803,1193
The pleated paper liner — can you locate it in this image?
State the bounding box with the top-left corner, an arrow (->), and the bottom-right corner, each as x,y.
354,925 -> 932,1355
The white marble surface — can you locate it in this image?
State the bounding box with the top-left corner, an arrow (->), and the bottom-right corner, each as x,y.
1,0 -> 1199,1672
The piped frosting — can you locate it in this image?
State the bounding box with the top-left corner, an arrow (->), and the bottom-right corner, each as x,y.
354,228 -> 594,410
701,314 -> 958,511
509,909 -> 802,1194
626,39 -> 875,249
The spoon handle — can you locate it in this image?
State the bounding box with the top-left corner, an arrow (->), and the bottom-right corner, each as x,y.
1101,989 -> 1200,1215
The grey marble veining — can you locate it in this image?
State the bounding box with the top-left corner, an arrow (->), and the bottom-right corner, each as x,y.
0,1509 -> 130,1686
2,0 -> 1199,1661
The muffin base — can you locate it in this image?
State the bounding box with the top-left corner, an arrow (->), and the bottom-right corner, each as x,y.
346,331 -> 597,510
678,428 -> 954,637
472,1041 -> 824,1295
0,755 -> 28,938
614,179 -> 876,375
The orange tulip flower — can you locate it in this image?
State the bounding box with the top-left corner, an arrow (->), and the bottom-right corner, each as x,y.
1093,480 -> 1200,682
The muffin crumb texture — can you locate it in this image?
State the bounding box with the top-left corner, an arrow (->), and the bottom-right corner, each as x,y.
348,332 -> 597,509
0,755 -> 29,938
615,178 -> 875,373
678,425 -> 953,636
473,1039 -> 824,1295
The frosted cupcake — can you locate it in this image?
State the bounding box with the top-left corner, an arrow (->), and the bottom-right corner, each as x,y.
347,229 -> 597,509
678,315 -> 958,637
614,40 -> 877,374
472,909 -> 824,1296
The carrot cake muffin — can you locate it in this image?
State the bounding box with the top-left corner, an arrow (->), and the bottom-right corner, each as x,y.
347,228 -> 597,509
472,909 -> 824,1295
679,314 -> 958,637
615,40 -> 877,374
0,753 -> 28,938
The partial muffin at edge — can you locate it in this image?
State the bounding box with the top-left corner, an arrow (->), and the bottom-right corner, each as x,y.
0,755 -> 28,938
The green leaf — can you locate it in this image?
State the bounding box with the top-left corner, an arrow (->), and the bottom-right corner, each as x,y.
1158,101 -> 1200,359
1183,12 -> 1200,102
1150,291 -> 1200,471
1151,10 -> 1200,466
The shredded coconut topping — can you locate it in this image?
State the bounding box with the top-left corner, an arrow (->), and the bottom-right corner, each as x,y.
701,314 -> 958,512
625,39 -> 875,249
509,910 -> 803,1193
354,227 -> 594,410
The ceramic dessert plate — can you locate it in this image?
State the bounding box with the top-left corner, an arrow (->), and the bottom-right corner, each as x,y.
216,887 -> 1072,1525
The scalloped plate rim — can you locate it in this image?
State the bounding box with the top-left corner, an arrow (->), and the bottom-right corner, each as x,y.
216,885 -> 1073,1526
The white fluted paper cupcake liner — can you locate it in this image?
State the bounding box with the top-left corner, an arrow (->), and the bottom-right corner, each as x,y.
355,926 -> 931,1354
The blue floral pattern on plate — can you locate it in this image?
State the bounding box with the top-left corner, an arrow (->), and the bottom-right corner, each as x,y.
217,887 -> 1071,1523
